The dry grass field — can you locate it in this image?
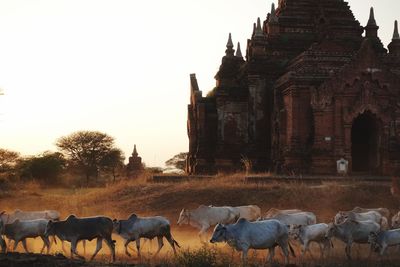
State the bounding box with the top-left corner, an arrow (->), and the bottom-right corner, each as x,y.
0,172 -> 400,266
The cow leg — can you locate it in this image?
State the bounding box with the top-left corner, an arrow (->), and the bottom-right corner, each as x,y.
305,241 -> 314,260
154,236 -> 164,256
71,240 -> 85,260
345,241 -> 352,260
21,239 -> 29,253
301,241 -> 307,257
124,239 -> 132,257
40,236 -> 50,254
90,238 -> 103,261
61,240 -> 68,254
104,236 -> 116,262
136,238 -> 141,258
278,241 -> 290,265
267,247 -> 275,264
319,242 -> 325,259
0,238 -> 6,253
13,239 -> 20,252
198,225 -> 209,242
165,234 -> 178,256
82,240 -> 86,256
380,244 -> 387,257
241,247 -> 249,266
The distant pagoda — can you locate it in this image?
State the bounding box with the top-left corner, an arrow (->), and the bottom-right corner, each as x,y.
126,144 -> 144,176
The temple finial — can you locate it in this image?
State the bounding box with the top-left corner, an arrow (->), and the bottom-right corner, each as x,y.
270,3 -> 278,23
254,17 -> 264,37
367,7 -> 377,26
227,33 -> 233,48
225,33 -> 235,56
235,42 -> 243,58
132,144 -> 138,157
393,20 -> 400,40
365,7 -> 379,38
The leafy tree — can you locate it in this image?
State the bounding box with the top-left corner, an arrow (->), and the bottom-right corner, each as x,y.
165,152 -> 187,172
17,152 -> 66,184
0,148 -> 20,172
100,148 -> 125,182
56,130 -> 119,184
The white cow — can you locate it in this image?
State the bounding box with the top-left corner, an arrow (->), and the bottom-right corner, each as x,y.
177,205 -> 238,240
0,209 -> 60,223
289,223 -> 331,258
326,219 -> 380,259
369,229 -> 400,256
335,211 -> 386,229
351,207 -> 390,219
113,214 -> 180,257
266,212 -> 317,226
264,208 -> 302,218
210,218 -> 295,265
2,219 -> 51,253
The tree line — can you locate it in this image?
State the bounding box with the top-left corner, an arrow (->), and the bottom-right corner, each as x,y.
0,130 -> 125,186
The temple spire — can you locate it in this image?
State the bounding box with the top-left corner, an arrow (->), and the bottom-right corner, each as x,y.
367,7 -> 377,26
235,42 -> 243,58
389,20 -> 400,56
269,3 -> 278,23
225,33 -> 235,57
254,17 -> 264,37
365,7 -> 379,38
132,144 -> 138,157
393,20 -> 400,40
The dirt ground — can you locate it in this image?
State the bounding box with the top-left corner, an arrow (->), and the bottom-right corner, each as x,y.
0,176 -> 399,266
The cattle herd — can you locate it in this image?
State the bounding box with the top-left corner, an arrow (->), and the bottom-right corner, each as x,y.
0,205 -> 400,265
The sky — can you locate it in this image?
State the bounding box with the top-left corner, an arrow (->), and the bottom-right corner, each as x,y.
0,0 -> 398,167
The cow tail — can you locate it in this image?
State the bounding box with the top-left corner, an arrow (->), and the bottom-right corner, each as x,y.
330,239 -> 334,249
288,241 -> 296,258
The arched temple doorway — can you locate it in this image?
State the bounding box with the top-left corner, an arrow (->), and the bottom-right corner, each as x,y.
351,111 -> 381,174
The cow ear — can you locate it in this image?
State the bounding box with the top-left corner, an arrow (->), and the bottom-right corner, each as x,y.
112,219 -> 117,222
0,211 -> 5,216
128,213 -> 137,221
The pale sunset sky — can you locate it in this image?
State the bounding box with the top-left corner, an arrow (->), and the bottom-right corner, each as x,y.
0,0 -> 398,167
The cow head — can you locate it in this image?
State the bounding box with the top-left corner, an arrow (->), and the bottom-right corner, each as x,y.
112,219 -> 122,234
210,223 -> 227,243
392,212 -> 400,229
334,211 -> 348,224
177,209 -> 189,225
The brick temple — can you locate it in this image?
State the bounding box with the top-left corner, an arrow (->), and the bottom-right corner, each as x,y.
186,0 -> 400,175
